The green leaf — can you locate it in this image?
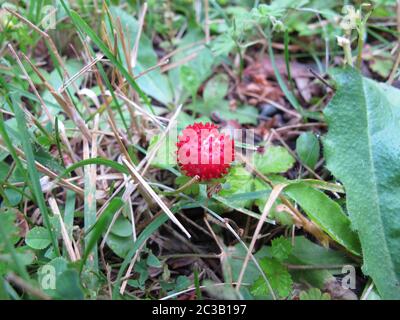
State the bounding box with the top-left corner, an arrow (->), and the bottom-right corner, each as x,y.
25,227 -> 52,250
110,216 -> 133,238
251,258 -> 293,298
105,233 -> 132,258
203,74 -> 229,104
0,209 -> 20,246
81,198 -> 124,270
285,182 -> 361,256
216,103 -> 259,125
271,236 -> 292,262
219,166 -> 254,208
11,94 -> 59,255
55,269 -> 84,300
211,33 -> 236,56
0,247 -> 34,277
148,134 -> 177,169
289,236 -> 353,267
38,257 -> 68,297
175,175 -> 199,195
299,288 -> 331,300
147,252 -> 162,268
170,29 -> 215,101
323,67 -> 400,299
296,132 -> 320,169
113,213 -> 170,298
180,66 -> 201,96
254,146 -> 295,174
287,236 -> 354,289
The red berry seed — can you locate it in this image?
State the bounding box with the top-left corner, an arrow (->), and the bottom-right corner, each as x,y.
176,122 -> 235,181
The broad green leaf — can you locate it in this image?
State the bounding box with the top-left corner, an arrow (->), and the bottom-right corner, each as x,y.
105,233 -> 132,258
170,29 -> 216,102
285,182 -> 361,256
323,67 -> 400,299
203,74 -> 229,103
289,236 -> 353,267
38,257 -> 68,297
287,236 -> 353,289
55,269 -> 84,300
219,166 -> 254,208
25,227 -> 52,250
216,103 -> 259,125
296,132 -> 320,169
254,146 -> 295,174
110,216 -> 133,238
211,33 -> 236,56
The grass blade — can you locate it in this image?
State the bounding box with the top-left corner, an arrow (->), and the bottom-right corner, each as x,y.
10,94 -> 60,256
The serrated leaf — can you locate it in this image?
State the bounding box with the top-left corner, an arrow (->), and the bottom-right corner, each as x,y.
300,288 -> 331,300
25,226 -> 52,250
285,182 -> 361,256
296,132 -> 320,169
323,67 -> 400,299
254,146 -> 295,174
251,257 -> 293,298
271,236 -> 292,261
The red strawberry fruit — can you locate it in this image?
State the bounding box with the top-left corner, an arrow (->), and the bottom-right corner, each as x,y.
176,122 -> 235,181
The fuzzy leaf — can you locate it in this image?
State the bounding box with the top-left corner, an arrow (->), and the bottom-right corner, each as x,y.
323,67 -> 400,298
271,236 -> 292,261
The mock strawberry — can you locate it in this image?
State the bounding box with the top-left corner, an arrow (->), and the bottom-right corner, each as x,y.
176,122 -> 235,181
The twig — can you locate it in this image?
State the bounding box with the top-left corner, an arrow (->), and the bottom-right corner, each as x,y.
309,68 -> 335,90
